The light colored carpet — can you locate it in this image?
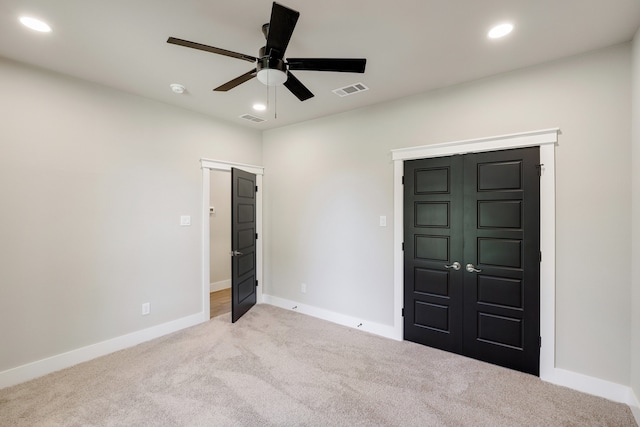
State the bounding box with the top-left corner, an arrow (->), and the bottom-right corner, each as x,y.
0,304 -> 636,426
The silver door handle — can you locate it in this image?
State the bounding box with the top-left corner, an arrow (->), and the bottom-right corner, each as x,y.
444,262 -> 461,271
230,250 -> 243,256
466,263 -> 482,273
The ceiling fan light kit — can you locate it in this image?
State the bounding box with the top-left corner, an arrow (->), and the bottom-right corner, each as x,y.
257,68 -> 287,85
167,1 -> 366,102
256,49 -> 288,86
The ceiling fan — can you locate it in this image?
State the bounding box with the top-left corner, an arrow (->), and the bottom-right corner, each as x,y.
167,2 -> 366,101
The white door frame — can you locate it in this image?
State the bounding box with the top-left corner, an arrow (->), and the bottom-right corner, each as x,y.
200,159 -> 264,322
391,128 -> 558,380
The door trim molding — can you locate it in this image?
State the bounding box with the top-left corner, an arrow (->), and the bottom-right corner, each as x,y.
391,128 -> 558,379
201,159 -> 264,322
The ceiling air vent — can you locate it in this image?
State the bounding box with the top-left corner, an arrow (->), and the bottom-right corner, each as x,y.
239,114 -> 266,123
332,82 -> 369,97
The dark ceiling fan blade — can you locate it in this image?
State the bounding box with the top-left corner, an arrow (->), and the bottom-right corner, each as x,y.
283,71 -> 314,101
167,37 -> 257,63
265,2 -> 300,59
214,69 -> 257,91
286,58 -> 367,73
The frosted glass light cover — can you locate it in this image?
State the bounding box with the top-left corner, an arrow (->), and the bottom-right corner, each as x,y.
257,69 -> 287,86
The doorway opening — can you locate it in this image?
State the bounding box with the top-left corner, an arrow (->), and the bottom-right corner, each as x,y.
200,159 -> 264,322
209,169 -> 231,318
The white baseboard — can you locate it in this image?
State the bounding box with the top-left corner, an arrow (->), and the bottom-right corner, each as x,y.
210,279 -> 231,293
542,367 -> 638,408
0,312 -> 206,390
262,294 -> 398,340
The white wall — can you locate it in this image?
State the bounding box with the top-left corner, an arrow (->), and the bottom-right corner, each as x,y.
210,170 -> 231,287
2,38 -> 636,399
631,28 -> 640,404
0,57 -> 262,373
263,44 -> 632,385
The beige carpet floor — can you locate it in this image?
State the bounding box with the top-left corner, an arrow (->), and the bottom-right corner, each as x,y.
0,304 -> 636,426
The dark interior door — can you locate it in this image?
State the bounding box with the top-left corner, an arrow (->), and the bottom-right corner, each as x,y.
231,167 -> 257,323
462,148 -> 540,375
404,147 -> 540,375
403,155 -> 464,354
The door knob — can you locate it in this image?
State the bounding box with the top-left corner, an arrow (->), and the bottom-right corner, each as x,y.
465,263 -> 482,273
444,262 -> 461,271
230,250 -> 243,256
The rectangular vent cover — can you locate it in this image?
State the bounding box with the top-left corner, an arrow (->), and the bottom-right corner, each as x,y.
333,82 -> 369,97
239,114 -> 266,123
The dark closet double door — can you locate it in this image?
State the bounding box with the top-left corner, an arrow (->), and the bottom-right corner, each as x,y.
404,147 -> 540,375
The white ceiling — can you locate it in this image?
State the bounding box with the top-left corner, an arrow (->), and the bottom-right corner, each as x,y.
1,1 -> 639,130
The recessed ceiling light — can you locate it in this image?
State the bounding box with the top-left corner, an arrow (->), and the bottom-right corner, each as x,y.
19,16 -> 52,33
488,23 -> 513,39
252,103 -> 266,111
169,83 -> 186,94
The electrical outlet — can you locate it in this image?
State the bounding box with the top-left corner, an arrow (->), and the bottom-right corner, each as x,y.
301,283 -> 307,294
142,302 -> 150,315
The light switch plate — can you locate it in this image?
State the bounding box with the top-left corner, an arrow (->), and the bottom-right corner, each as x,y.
379,216 -> 387,227
180,215 -> 191,226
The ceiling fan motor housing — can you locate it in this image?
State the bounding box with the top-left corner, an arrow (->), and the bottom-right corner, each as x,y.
258,46 -> 284,69
257,45 -> 288,85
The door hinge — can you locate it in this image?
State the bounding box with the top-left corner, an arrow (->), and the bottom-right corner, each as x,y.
255,280 -> 259,288
539,251 -> 542,262
256,233 -> 259,240
535,163 -> 544,177
402,308 -> 405,317
539,336 -> 542,348
255,185 -> 258,193
402,176 -> 405,185
402,242 -> 405,251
